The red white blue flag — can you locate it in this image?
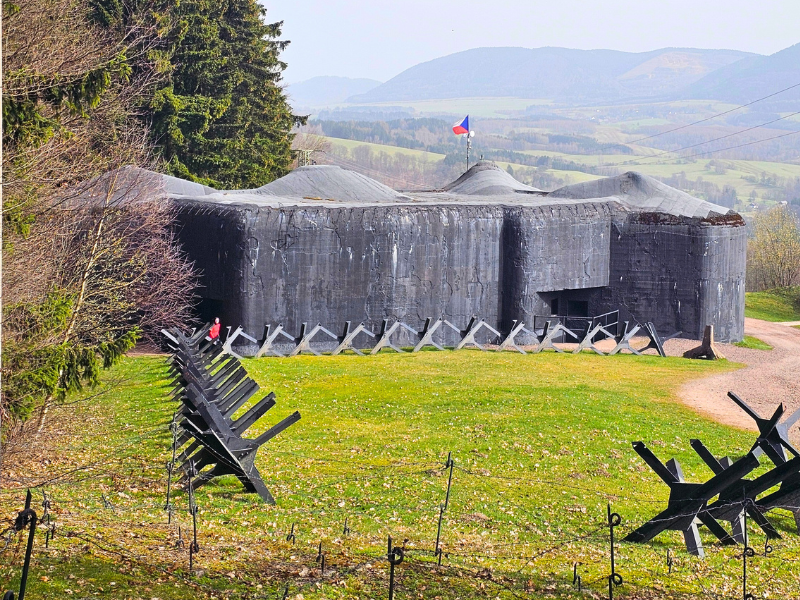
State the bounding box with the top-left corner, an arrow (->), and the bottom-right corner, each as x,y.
452,115 -> 469,135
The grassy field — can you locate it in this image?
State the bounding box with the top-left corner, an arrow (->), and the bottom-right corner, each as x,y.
324,138 -> 602,189
500,148 -> 800,202
318,94 -> 800,203
325,135 -> 800,200
2,351 -> 799,599
733,335 -> 773,350
326,137 -> 446,162
745,287 -> 800,321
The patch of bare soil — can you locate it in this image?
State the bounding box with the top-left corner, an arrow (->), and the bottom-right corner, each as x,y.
675,319 -> 800,443
512,320 -> 800,442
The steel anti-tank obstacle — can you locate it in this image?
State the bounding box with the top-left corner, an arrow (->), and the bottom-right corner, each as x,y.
626,392 -> 800,555
163,325 -> 301,503
443,316 -> 501,351
213,310 -> 683,359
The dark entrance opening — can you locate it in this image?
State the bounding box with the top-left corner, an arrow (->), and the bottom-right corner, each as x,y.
567,300 -> 589,318
197,298 -> 224,326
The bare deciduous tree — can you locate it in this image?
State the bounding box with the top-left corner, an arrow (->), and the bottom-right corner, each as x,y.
747,205 -> 800,291
1,0 -> 197,438
292,124 -> 331,167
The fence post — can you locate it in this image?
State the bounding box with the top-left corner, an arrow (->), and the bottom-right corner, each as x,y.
572,563 -> 582,591
740,496 -> 756,600
165,418 -> 179,524
343,517 -> 350,536
435,452 -> 454,565
387,535 -> 405,600
443,452 -> 454,510
434,504 -> 445,566
607,504 -> 623,600
40,490 -> 53,549
315,542 -> 325,575
187,460 -> 200,573
4,502 -> 38,600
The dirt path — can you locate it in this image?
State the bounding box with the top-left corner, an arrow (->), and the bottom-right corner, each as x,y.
675,318 -> 800,442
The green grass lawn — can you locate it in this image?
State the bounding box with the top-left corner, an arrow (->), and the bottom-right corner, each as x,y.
2,351 -> 799,599
734,335 -> 773,350
745,287 -> 800,321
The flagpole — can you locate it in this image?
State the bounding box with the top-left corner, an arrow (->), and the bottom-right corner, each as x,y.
452,116 -> 473,174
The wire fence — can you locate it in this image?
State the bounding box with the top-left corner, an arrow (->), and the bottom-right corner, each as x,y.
4,447 -> 800,600
3,348 -> 800,599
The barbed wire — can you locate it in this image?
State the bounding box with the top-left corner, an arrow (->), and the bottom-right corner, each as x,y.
6,342 -> 800,599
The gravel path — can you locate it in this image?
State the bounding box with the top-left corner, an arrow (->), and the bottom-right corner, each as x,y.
525,320 -> 800,441
675,319 -> 800,443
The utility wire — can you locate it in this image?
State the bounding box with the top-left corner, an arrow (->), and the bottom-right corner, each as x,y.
613,110 -> 800,166
627,80 -> 800,145
650,128 -> 800,163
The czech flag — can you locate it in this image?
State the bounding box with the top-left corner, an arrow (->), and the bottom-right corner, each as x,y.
452,115 -> 469,135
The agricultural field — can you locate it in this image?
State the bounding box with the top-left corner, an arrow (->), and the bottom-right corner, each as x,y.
325,138 -> 446,162
324,136 -> 800,201
314,93 -> 800,204
3,351 -> 800,599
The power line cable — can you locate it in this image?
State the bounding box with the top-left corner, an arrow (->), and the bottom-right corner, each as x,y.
652,128 -> 800,163
552,127 -> 800,174
614,110 -> 800,166
627,81 -> 800,145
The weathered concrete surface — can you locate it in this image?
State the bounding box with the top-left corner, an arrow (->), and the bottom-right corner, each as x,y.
549,171 -> 730,219
602,213 -> 746,341
253,164 -> 408,201
442,161 -> 542,195
176,201 -> 612,342
167,162 -> 746,343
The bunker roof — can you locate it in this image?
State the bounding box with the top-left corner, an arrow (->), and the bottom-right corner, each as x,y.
98,163 -> 737,221
442,161 -> 542,195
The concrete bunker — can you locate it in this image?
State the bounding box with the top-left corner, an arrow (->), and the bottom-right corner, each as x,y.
141,161 -> 745,342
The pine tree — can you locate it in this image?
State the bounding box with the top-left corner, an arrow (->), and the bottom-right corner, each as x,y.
150,0 -> 302,188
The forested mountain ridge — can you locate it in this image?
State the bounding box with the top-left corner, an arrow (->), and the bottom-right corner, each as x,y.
287,76 -> 382,108
684,43 -> 800,109
349,46 -> 756,104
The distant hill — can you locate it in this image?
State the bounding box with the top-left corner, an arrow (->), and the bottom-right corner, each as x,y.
684,43 -> 800,109
347,47 -> 755,105
286,76 -> 382,109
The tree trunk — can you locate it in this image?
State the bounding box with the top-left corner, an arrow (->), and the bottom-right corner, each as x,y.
35,173 -> 117,433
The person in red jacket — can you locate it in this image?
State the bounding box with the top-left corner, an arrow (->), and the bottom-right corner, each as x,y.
208,317 -> 221,343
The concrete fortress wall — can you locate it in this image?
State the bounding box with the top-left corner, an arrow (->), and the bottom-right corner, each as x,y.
171,164 -> 745,343
604,214 -> 747,342
176,201 -> 617,341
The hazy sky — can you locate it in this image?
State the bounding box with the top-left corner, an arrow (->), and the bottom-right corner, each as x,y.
261,0 -> 800,85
